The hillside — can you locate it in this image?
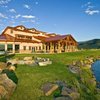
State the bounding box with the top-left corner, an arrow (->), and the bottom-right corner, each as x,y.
78,39 -> 100,49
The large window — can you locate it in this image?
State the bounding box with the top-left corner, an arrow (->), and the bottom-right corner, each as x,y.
39,46 -> 41,50
23,46 -> 26,50
7,44 -> 13,51
0,44 -> 5,51
29,46 -> 31,50
15,44 -> 19,53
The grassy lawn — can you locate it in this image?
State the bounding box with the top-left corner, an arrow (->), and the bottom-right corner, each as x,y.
0,50 -> 100,100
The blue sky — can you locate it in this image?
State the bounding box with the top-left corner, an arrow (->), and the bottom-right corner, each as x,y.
0,0 -> 100,41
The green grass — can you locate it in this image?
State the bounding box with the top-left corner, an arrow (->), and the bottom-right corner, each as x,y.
0,50 -> 100,100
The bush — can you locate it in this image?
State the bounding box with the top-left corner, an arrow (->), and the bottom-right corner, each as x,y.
53,89 -> 61,97
2,69 -> 18,84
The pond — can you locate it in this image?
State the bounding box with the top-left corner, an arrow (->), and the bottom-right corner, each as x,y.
92,60 -> 100,87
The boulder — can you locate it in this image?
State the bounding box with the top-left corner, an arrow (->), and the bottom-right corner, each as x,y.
7,62 -> 12,66
46,61 -> 52,65
83,64 -> 91,69
9,65 -> 16,71
0,74 -> 17,96
75,61 -> 82,67
2,69 -> 18,84
42,83 -> 59,96
38,62 -> 48,66
0,85 -> 8,100
68,65 -> 81,74
88,58 -> 94,64
56,81 -> 67,87
61,86 -> 73,96
54,96 -> 72,100
23,57 -> 33,61
7,59 -> 18,65
38,61 -> 52,66
0,62 -> 7,71
17,60 -> 25,64
69,92 -> 80,100
24,60 -> 35,65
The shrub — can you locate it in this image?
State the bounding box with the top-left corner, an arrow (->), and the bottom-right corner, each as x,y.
2,69 -> 18,84
53,89 -> 61,97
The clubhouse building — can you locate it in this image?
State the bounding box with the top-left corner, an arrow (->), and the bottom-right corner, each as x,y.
0,25 -> 78,53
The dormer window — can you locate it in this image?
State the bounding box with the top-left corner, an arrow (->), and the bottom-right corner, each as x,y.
11,29 -> 13,34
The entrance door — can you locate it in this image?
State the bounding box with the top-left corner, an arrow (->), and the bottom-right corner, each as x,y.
15,44 -> 19,53
32,47 -> 35,52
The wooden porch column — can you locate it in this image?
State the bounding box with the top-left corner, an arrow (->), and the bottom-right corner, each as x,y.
57,41 -> 61,53
5,43 -> 7,51
50,42 -> 54,53
54,43 -> 57,53
43,43 -> 46,53
47,43 -> 50,53
65,42 -> 68,52
13,43 -> 15,53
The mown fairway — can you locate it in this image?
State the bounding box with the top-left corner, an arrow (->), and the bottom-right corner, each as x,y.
0,50 -> 100,100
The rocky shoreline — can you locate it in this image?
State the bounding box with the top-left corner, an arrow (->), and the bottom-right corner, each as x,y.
41,56 -> 100,100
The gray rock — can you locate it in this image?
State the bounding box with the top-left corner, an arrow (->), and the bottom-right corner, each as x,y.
68,65 -> 81,74
61,87 -> 73,96
75,61 -> 82,67
42,82 -> 58,96
54,96 -> 72,100
56,81 -> 67,87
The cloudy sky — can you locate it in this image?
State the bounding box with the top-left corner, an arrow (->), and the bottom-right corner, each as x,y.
0,0 -> 100,41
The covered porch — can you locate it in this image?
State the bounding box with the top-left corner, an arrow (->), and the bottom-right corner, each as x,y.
42,35 -> 78,53
0,43 -> 20,53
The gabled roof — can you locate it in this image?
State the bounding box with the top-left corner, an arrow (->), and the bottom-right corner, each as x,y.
0,25 -> 77,44
2,26 -> 43,35
0,34 -> 15,42
33,36 -> 49,42
44,35 -> 68,42
44,34 -> 77,43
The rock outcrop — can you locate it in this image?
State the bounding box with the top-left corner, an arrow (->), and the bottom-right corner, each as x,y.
0,74 -> 17,100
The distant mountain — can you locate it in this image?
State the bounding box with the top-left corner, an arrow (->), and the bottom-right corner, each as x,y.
78,39 -> 100,49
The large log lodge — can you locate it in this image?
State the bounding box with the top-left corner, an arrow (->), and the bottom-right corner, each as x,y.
0,25 -> 78,53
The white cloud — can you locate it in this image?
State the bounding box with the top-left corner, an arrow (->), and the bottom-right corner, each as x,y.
87,2 -> 91,5
21,20 -> 35,23
82,2 -> 100,15
35,2 -> 38,5
9,9 -> 16,13
0,0 -> 11,4
22,15 -> 35,19
1,5 -> 8,8
82,2 -> 91,8
0,13 -> 8,19
15,14 -> 21,19
85,9 -> 99,15
24,4 -> 30,9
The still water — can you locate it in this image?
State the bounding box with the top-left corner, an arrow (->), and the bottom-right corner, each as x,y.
92,60 -> 100,83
